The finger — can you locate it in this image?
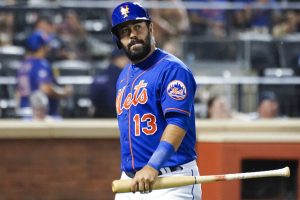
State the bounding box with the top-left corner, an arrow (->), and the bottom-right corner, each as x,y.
149,177 -> 156,193
149,181 -> 153,193
138,180 -> 145,193
144,179 -> 150,193
134,183 -> 138,193
130,179 -> 138,193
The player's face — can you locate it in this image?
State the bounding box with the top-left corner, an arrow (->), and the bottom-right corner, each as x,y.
117,21 -> 152,62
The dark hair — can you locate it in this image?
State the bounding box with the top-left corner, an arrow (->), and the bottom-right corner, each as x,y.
259,91 -> 277,105
207,96 -> 218,118
34,15 -> 53,27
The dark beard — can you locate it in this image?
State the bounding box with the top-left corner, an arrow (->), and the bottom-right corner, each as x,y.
122,32 -> 151,63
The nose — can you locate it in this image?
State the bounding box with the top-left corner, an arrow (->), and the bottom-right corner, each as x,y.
129,27 -> 138,38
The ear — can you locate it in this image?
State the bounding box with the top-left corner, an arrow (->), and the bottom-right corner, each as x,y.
149,22 -> 154,34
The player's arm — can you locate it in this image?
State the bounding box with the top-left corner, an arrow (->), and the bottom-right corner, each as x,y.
14,90 -> 20,110
36,65 -> 73,99
160,112 -> 188,150
160,124 -> 186,150
40,83 -> 73,99
131,112 -> 188,193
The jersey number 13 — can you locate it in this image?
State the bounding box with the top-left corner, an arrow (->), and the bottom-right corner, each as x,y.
133,113 -> 157,136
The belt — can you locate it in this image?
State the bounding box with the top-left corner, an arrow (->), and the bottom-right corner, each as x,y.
125,166 -> 183,178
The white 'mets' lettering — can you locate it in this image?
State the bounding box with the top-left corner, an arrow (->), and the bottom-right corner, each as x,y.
116,80 -> 148,115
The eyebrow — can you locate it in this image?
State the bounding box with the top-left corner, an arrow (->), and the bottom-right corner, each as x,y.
120,21 -> 144,29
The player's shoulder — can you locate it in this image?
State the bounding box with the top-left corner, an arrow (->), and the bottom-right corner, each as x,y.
159,49 -> 192,73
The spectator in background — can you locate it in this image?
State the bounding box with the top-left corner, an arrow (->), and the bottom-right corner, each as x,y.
57,10 -> 90,60
247,91 -> 280,119
33,15 -> 71,61
257,91 -> 279,118
16,31 -> 73,119
272,10 -> 300,38
207,96 -> 232,119
0,11 -> 14,46
231,3 -> 252,34
34,15 -> 56,34
232,0 -> 281,35
149,0 -> 190,57
188,0 -> 227,38
206,95 -> 250,120
188,0 -> 227,61
89,49 -> 129,118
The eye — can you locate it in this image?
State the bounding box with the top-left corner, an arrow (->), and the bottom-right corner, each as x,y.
134,24 -> 142,31
119,27 -> 130,37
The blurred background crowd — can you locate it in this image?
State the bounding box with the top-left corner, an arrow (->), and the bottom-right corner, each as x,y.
0,0 -> 300,120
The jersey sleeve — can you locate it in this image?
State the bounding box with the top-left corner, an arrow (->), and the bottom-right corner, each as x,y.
160,63 -> 196,117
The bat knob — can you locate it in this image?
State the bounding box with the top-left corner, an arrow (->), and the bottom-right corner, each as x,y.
112,180 -> 118,193
112,179 -> 132,193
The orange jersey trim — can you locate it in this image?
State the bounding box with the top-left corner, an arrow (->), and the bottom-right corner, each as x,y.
164,107 -> 191,116
127,55 -> 167,171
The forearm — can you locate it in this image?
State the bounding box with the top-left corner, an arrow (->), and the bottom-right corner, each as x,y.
40,84 -> 70,99
160,124 -> 186,151
147,124 -> 186,171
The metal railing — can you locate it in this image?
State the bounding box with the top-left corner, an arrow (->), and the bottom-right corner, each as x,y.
2,1 -> 300,10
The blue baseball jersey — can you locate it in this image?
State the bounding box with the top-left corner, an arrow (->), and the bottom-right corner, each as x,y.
116,48 -> 197,172
17,57 -> 59,116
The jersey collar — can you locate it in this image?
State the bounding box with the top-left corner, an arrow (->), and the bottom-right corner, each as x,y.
132,48 -> 165,69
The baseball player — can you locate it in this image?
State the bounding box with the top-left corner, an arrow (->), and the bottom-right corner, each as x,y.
16,31 -> 73,119
111,2 -> 201,199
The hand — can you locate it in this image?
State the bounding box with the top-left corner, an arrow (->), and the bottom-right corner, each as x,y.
130,165 -> 159,194
63,85 -> 74,96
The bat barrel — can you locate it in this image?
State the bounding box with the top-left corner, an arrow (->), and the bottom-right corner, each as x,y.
205,166 -> 290,182
112,167 -> 290,193
225,166 -> 290,181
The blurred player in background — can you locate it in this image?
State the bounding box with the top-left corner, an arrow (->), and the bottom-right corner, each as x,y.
111,2 -> 201,199
16,31 -> 73,119
90,48 -> 129,118
28,90 -> 49,121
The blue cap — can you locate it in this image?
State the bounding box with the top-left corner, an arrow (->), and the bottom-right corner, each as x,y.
111,2 -> 151,34
26,31 -> 53,51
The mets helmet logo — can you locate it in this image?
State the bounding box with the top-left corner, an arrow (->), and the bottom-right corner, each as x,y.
167,80 -> 187,100
120,5 -> 130,18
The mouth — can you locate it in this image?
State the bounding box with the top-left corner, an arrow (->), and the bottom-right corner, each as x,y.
130,43 -> 143,50
128,40 -> 143,50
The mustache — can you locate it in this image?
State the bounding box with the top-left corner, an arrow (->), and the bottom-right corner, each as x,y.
128,39 -> 144,49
